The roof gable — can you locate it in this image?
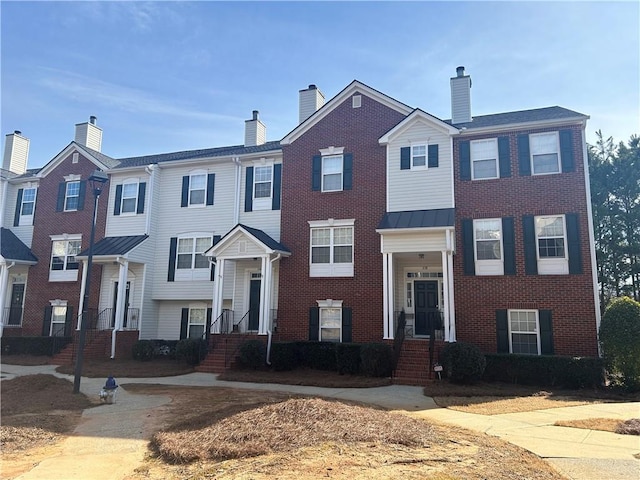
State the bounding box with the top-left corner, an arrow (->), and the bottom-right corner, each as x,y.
281,80 -> 413,145
379,109 -> 459,144
37,142 -> 118,178
206,224 -> 290,258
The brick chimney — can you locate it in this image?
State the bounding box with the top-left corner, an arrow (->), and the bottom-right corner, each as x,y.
299,84 -> 325,124
74,115 -> 103,152
3,130 -> 30,174
450,66 -> 472,124
244,110 -> 266,147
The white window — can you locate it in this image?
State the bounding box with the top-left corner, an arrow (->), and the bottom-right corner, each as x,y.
188,307 -> 206,339
49,237 -> 82,282
473,219 -> 503,275
322,155 -> 343,192
121,182 -> 138,214
19,187 -> 37,225
309,220 -> 354,277
64,181 -> 81,211
508,310 -> 540,355
51,305 -> 67,337
411,144 -> 427,168
535,215 -> 568,274
189,173 -> 206,205
471,139 -> 498,179
320,308 -> 342,342
530,132 -> 560,175
253,165 -> 273,210
175,235 -> 212,281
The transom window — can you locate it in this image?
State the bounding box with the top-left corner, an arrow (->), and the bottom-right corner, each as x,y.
64,181 -> 80,211
471,139 -> 498,179
51,240 -> 81,271
51,305 -> 67,337
508,310 -> 540,354
322,155 -> 343,192
177,237 -> 212,270
412,145 -> 427,168
536,216 -> 565,259
530,133 -> 560,175
188,308 -> 206,339
121,182 -> 138,214
320,308 -> 342,342
189,174 -> 206,205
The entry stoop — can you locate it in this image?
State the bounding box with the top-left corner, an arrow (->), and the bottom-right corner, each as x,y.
196,334 -> 262,373
51,330 -> 113,365
392,339 -> 444,386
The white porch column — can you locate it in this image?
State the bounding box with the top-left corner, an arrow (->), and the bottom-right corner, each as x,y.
212,259 -> 225,334
383,253 -> 389,339
441,250 -> 451,342
386,253 -> 395,340
114,260 -> 128,331
0,263 -> 10,337
447,250 -> 456,341
77,259 -> 88,330
258,255 -> 269,335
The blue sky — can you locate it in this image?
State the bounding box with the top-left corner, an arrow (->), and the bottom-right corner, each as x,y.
2,1 -> 638,169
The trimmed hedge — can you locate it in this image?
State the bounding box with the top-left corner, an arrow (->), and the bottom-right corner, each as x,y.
297,341 -> 337,371
441,342 -> 486,384
360,343 -> 393,377
175,338 -> 208,365
238,339 -> 266,369
1,336 -> 71,356
336,343 -> 361,375
270,342 -> 299,371
483,354 -> 605,389
132,340 -> 154,361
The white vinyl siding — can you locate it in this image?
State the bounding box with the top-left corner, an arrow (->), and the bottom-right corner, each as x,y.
380,231 -> 447,253
471,139 -> 498,180
474,218 -> 503,275
530,132 -> 560,175
535,215 -> 569,274
106,173 -> 149,237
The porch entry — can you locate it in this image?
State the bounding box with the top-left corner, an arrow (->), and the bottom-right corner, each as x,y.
112,281 -> 130,328
8,283 -> 25,326
414,280 -> 439,336
248,279 -> 260,331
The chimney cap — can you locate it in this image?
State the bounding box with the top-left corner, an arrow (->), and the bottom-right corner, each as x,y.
89,115 -> 97,125
456,66 -> 465,77
252,110 -> 259,120
14,130 -> 22,136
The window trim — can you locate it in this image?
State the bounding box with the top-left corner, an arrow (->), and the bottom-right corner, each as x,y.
187,306 -> 207,339
317,299 -> 343,342
473,218 -> 504,275
174,233 -> 213,281
535,214 -> 569,274
64,181 -> 81,211
308,219 -> 355,278
120,180 -> 139,215
507,309 -> 541,355
252,163 -> 274,210
411,143 -> 428,169
19,187 -> 37,225
470,138 -> 499,180
321,154 -> 344,192
530,132 -> 561,176
49,235 -> 82,282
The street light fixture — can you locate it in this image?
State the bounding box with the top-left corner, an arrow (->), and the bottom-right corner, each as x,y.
73,169 -> 108,394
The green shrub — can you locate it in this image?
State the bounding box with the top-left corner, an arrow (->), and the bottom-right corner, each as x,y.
297,342 -> 337,371
270,342 -> 299,371
335,343 -> 361,375
132,340 -> 154,361
600,296 -> 640,391
238,339 -> 266,369
152,340 -> 178,358
175,338 -> 208,365
441,342 -> 486,384
360,343 -> 393,377
484,354 -> 604,388
1,336 -> 71,356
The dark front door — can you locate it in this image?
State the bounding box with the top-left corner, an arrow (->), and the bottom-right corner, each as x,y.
112,281 -> 131,328
8,283 -> 25,326
248,279 -> 261,331
414,280 -> 439,336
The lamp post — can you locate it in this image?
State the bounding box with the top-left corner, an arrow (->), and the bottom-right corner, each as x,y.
73,169 -> 108,394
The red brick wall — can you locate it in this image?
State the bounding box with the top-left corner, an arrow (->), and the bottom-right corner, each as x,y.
452,124 -> 599,356
22,150 -> 109,336
278,93 -> 406,342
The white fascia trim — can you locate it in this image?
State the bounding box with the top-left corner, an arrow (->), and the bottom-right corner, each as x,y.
49,233 -> 82,241
379,110 -> 459,144
7,176 -> 40,186
308,218 -> 356,228
105,165 -> 148,174
376,226 -> 454,235
456,118 -> 589,137
2,258 -> 37,266
38,143 -> 112,178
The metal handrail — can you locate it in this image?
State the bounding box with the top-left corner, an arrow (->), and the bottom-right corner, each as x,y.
233,309 -> 252,333
392,310 -> 406,371
2,306 -> 23,327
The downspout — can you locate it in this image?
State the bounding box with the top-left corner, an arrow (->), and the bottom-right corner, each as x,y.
233,157 -> 241,225
144,164 -> 156,235
265,253 -> 281,365
111,256 -> 127,359
0,262 -> 16,338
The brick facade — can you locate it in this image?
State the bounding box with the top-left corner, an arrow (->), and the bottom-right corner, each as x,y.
22,150 -> 108,336
278,93 -> 406,342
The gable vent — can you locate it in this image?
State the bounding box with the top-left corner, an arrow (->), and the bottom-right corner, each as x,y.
352,95 -> 362,108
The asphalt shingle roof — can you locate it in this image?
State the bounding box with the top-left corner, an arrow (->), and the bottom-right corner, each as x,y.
0,228 -> 38,262
377,208 -> 456,230
237,224 -> 290,253
78,235 -> 149,257
445,106 -> 587,130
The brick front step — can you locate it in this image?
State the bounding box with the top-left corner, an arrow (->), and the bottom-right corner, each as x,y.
196,334 -> 262,373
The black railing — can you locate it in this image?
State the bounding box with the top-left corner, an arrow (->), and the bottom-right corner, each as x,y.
393,310 -> 444,339
2,306 -> 23,326
392,310 -> 406,371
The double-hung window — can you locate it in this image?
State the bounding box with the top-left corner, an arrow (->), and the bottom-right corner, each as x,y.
322,155 -> 343,192
175,235 -> 212,281
309,219 -> 354,277
535,215 -> 568,274
473,219 -> 503,275
253,165 -> 273,210
411,145 -> 427,168
18,187 -> 37,225
189,174 -> 206,205
320,307 -> 342,342
471,139 -> 498,179
530,133 -> 560,175
49,237 -> 82,282
508,310 -> 540,354
121,182 -> 138,214
64,181 -> 81,211
188,307 -> 206,339
50,305 -> 68,337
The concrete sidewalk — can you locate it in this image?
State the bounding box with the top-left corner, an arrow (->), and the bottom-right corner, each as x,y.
2,363 -> 639,480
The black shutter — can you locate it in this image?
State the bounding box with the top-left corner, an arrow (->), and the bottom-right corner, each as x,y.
14,188 -> 23,226
496,309 -> 509,353
114,185 -> 123,215
206,308 -> 212,342
566,213 -> 583,274
502,217 -> 516,275
77,181 -> 86,211
428,144 -> 439,168
459,141 -> 471,180
498,137 -> 511,178
56,182 -> 66,211
523,215 -> 538,275
64,306 -> 74,336
210,235 -> 221,281
400,147 -> 411,170
342,307 -> 352,342
272,163 -> 282,210
42,306 -> 52,336
309,307 -> 319,341
462,219 -> 475,275
244,166 -> 253,212
518,134 -> 531,176
312,155 -> 322,190
343,153 -> 353,190
181,176 -> 189,207
168,237 -> 177,282
137,182 -> 146,214
180,308 -> 189,339
206,173 -> 215,205
539,310 -> 554,354
559,129 -> 574,172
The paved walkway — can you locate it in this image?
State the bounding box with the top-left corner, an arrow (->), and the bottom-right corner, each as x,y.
2,363 -> 639,480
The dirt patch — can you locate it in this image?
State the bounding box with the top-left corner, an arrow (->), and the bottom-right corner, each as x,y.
219,367 -> 391,388
55,357 -> 195,378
